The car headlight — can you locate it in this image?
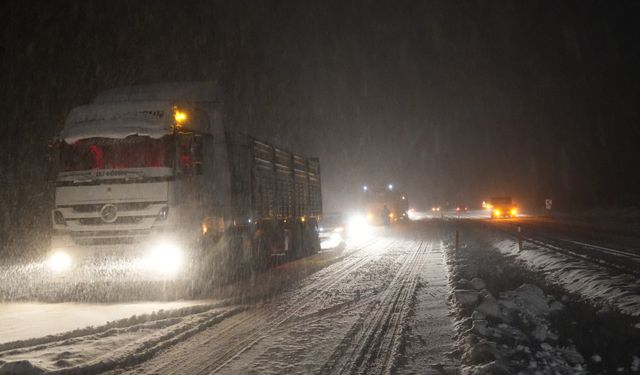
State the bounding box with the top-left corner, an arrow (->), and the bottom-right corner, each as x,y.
144,241 -> 183,275
157,206 -> 169,221
494,210 -> 501,216
511,208 -> 518,216
348,214 -> 372,239
48,250 -> 72,272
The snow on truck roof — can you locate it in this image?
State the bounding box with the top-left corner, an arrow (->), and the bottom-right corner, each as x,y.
61,82 -> 219,143
61,101 -> 176,143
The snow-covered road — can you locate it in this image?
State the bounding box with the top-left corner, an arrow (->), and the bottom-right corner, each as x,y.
0,223 -> 459,374
3,216 -> 638,374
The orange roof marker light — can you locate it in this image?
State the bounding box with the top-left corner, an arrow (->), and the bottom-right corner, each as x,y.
173,108 -> 188,127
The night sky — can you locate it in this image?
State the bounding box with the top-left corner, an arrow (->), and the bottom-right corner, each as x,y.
1,1 -> 639,252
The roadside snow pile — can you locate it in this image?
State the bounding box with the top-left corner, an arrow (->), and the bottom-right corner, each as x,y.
0,303 -> 241,374
453,282 -> 582,374
444,243 -> 586,374
494,239 -> 640,317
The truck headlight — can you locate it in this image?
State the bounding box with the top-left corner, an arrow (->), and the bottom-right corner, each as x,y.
144,241 -> 183,275
48,250 -> 72,272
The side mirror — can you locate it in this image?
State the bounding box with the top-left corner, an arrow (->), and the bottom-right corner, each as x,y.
177,134 -> 203,176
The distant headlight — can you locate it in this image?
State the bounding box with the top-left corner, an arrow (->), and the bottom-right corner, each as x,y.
511,208 -> 518,216
494,210 -> 501,217
157,206 -> 169,221
348,214 -> 372,239
48,250 -> 72,272
144,241 -> 183,275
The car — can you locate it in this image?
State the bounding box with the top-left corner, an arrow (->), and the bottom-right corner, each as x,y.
318,213 -> 346,248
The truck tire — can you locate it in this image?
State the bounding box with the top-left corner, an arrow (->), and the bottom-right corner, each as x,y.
294,221 -> 305,259
190,232 -> 227,295
303,219 -> 320,255
251,229 -> 271,271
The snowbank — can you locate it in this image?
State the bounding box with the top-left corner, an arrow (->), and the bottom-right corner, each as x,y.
444,241 -> 587,374
493,239 -> 640,317
0,302 -> 240,374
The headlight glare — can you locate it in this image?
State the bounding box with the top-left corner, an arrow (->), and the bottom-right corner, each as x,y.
144,241 -> 183,275
157,206 -> 169,221
48,250 -> 72,272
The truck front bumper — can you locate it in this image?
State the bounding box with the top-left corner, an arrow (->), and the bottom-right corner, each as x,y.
48,230 -> 191,278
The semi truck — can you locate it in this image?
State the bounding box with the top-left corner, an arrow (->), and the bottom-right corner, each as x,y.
489,196 -> 517,219
49,82 -> 322,280
360,186 -> 409,225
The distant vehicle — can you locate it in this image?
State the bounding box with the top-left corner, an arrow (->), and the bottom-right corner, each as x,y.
360,186 -> 409,225
49,82 -> 322,280
455,205 -> 469,213
318,213 -> 346,248
431,206 -> 441,212
489,196 -> 517,218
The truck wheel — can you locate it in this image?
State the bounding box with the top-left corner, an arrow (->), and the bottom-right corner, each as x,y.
190,233 -> 225,296
293,221 -> 305,259
303,219 -> 320,255
251,230 -> 270,271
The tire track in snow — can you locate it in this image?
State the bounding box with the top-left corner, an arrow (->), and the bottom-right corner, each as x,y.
320,240 -> 432,375
204,238 -> 401,374
128,237 -> 398,375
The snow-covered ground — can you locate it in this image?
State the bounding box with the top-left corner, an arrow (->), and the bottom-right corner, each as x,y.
3,218 -> 637,374
0,300 -> 212,344
446,220 -> 640,374
0,226 -> 459,374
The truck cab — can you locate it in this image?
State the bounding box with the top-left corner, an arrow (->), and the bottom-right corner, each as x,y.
50,84 -> 223,277
361,187 -> 409,225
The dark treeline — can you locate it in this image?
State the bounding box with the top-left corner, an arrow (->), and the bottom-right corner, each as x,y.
1,0 -> 639,256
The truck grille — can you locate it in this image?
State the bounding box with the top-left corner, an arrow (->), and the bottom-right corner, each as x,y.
62,202 -> 160,213
78,216 -> 144,225
74,237 -> 138,246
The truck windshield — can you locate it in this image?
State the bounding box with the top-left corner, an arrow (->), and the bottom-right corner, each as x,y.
60,135 -> 173,172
